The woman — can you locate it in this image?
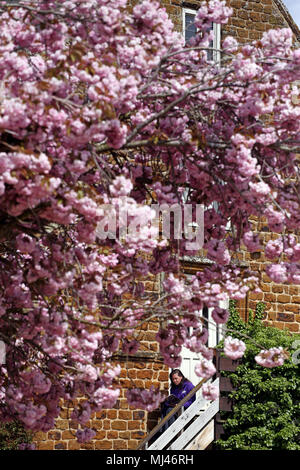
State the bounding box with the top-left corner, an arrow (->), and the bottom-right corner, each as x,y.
160,369 -> 195,433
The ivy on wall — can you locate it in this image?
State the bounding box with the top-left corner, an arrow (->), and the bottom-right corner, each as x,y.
216,301 -> 300,450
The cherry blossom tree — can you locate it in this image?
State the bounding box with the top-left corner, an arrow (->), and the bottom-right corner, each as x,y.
0,0 -> 300,442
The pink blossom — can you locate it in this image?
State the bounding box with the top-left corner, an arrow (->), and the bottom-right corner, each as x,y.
93,387 -> 120,409
185,341 -> 214,360
261,28 -> 293,51
222,36 -> 238,52
243,231 -> 262,252
224,336 -> 246,360
15,234 -> 36,254
212,307 -> 229,324
126,386 -> 165,412
266,263 -> 288,283
109,176 -> 133,197
20,403 -> 47,428
185,329 -> 209,353
286,263 -> 300,284
206,239 -> 231,265
264,206 -> 285,233
235,59 -> 261,81
161,351 -> 182,369
195,0 -> 233,28
103,119 -> 127,149
71,402 -> 91,425
265,239 -> 283,259
77,365 -> 99,383
76,428 -> 96,443
202,382 -> 219,401
283,236 -> 300,262
255,347 -> 288,368
122,339 -> 139,355
195,359 -> 216,379
163,274 -> 192,304
200,344 -> 214,361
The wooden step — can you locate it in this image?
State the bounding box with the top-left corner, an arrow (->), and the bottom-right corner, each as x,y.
185,420 -> 214,450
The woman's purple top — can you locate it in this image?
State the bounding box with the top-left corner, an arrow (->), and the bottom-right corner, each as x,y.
170,379 -> 196,409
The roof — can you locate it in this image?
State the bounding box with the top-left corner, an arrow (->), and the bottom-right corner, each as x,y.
274,0 -> 300,43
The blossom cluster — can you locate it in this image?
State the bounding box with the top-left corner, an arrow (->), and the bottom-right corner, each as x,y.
255,347 -> 289,368
126,386 -> 165,412
224,336 -> 246,360
201,382 -> 219,401
195,359 -> 216,379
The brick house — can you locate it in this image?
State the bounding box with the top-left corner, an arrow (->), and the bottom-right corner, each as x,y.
33,0 -> 300,450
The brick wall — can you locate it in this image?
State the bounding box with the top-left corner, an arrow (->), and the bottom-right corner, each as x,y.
34,338 -> 169,450
245,231 -> 300,333
222,0 -> 293,43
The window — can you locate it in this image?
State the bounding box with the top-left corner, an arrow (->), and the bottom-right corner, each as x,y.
182,7 -> 221,62
180,303 -> 227,389
183,9 -> 198,44
178,267 -> 227,383
202,303 -> 227,348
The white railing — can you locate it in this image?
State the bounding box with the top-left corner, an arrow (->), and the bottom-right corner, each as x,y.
137,377 -> 219,451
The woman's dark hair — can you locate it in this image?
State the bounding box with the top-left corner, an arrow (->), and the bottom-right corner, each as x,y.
170,369 -> 187,387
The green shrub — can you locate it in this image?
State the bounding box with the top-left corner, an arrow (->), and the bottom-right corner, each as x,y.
215,301 -> 300,450
0,421 -> 33,450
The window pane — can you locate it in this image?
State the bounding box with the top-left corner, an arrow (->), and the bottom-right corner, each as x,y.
185,12 -> 215,61
185,13 -> 197,43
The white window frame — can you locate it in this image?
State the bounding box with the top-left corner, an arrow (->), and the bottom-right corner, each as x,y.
179,300 -> 228,389
182,7 -> 221,63
202,301 -> 228,348
165,268 -> 228,390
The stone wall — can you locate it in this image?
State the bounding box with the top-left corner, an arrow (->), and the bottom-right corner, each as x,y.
163,0 -> 298,43
244,230 -> 300,333
34,325 -> 169,450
